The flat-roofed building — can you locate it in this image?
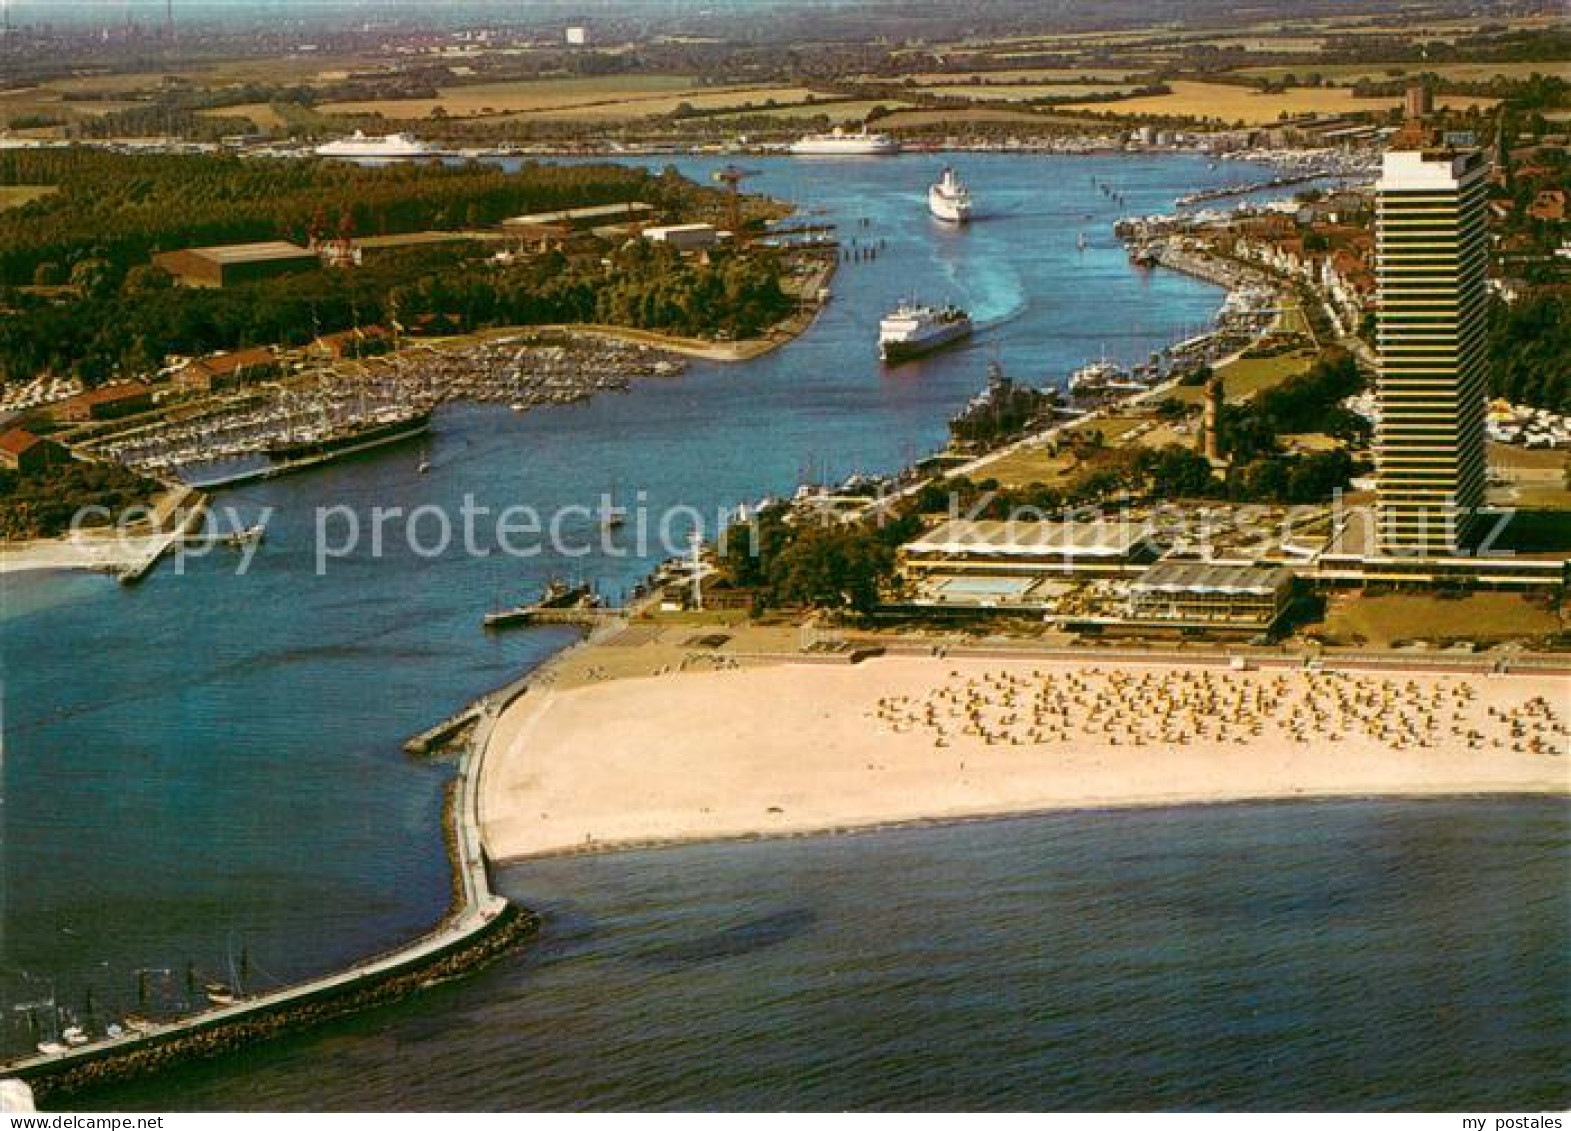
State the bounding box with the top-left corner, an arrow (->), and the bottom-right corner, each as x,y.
1127,560 -> 1296,631
154,241 -> 319,289
1374,146 -> 1489,555
503,202 -> 654,238
643,222 -> 719,252
902,518 -> 1159,580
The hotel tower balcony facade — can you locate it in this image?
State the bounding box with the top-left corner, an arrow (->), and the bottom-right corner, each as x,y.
1374,147 -> 1489,557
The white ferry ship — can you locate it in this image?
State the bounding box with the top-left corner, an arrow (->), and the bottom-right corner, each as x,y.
314,132 -> 434,160
789,127 -> 900,156
878,301 -> 973,363
928,166 -> 974,223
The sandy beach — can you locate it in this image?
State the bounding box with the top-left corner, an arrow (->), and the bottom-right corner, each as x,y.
0,485 -> 200,577
0,530 -> 164,575
480,651 -> 1570,861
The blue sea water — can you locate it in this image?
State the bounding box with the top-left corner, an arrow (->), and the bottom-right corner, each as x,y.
3,154 -> 1566,1109
58,800 -> 1571,1111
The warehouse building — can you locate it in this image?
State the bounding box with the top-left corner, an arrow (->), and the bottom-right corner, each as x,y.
0,428 -> 67,474
643,223 -> 720,252
175,347 -> 281,394
50,381 -> 154,423
503,202 -> 655,239
154,241 -> 320,289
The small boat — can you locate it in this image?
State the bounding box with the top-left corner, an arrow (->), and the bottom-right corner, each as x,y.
105,1022 -> 126,1039
220,524 -> 264,548
204,982 -> 236,1007
417,447 -> 432,475
35,1039 -> 68,1056
1077,232 -> 1087,252
510,403 -> 529,414
61,1025 -> 89,1047
602,481 -> 627,530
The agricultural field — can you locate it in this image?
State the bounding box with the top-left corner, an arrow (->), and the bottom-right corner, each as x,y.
1088,79 -> 1499,124
709,99 -> 911,123
1236,61 -> 1571,84
197,102 -> 290,130
0,86 -> 144,128
868,68 -> 1150,85
876,106 -> 1072,130
46,54 -> 385,94
0,186 -> 56,212
915,83 -> 1142,102
318,77 -> 824,122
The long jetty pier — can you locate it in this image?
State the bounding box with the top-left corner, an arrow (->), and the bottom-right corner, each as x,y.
1,679 -> 538,1103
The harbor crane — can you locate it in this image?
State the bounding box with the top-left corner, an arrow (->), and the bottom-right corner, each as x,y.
711,165 -> 760,246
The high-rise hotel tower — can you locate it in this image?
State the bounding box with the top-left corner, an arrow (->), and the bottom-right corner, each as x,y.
1374,145 -> 1489,556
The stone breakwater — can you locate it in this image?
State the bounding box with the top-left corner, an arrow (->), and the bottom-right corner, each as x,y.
5,676 -> 532,1104
23,906 -> 538,1104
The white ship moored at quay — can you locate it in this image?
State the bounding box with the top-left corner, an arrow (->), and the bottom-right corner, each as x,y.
788,127 -> 901,156
314,132 -> 435,159
878,301 -> 974,363
929,166 -> 974,223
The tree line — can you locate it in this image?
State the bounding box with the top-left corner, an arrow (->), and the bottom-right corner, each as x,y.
0,149 -> 695,287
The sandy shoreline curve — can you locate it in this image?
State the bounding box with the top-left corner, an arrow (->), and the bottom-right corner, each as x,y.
479,651 -> 1570,863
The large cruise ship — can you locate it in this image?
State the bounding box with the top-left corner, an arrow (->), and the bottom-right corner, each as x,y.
878,301 -> 973,363
928,166 -> 974,223
788,127 -> 900,156
313,132 -> 434,160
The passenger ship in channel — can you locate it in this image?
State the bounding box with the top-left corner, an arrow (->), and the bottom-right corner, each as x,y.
928,166 -> 974,223
878,301 -> 974,363
788,127 -> 901,156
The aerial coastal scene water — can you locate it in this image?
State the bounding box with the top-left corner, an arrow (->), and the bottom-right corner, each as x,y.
1,0 -> 1569,1117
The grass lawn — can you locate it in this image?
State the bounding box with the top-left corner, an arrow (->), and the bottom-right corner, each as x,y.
1489,442 -> 1569,472
1316,591 -> 1565,648
1169,348 -> 1316,407
979,414 -> 1151,489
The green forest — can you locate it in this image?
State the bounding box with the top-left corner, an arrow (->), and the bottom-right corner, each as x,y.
0,150 -> 790,382
0,240 -> 789,384
0,149 -> 698,286
1490,293 -> 1570,413
0,460 -> 156,540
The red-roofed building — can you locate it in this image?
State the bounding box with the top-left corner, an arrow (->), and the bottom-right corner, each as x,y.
1528,189 -> 1566,223
0,428 -> 67,474
310,325 -> 392,360
49,381 -> 154,423
175,348 -> 279,395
